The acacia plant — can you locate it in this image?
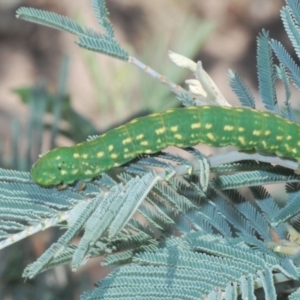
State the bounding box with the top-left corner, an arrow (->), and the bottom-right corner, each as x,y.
1,0 -> 300,299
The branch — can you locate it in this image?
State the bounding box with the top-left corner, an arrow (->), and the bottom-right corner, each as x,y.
0,211 -> 69,250
155,150 -> 298,182
209,151 -> 298,171
128,56 -> 188,97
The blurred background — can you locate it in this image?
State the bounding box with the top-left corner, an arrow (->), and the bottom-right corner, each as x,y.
0,0 -> 289,299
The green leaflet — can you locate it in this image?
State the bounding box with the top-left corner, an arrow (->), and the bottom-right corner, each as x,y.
31,106 -> 300,187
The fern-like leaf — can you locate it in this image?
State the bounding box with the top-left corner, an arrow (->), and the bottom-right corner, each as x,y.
257,30 -> 279,113
271,39 -> 300,90
16,7 -> 100,38
257,268 -> 277,300
276,64 -> 295,121
91,0 -> 114,36
281,5 -> 300,61
77,35 -> 129,61
285,0 -> 300,26
213,169 -> 300,190
272,195 -> 300,226
227,69 -> 255,108
288,286 -> 300,300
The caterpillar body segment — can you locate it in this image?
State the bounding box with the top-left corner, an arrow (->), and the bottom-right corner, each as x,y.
30,106 -> 300,187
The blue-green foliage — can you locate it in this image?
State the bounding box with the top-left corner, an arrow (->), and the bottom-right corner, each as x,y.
91,0 -> 114,36
281,5 -> 300,61
257,30 -> 280,114
271,40 -> 300,89
227,69 -> 255,108
7,0 -> 300,299
276,64 -> 295,121
289,286 -> 300,300
16,2 -> 129,61
80,232 -> 296,300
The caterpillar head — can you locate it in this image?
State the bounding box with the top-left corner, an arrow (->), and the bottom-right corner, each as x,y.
31,147 -> 76,187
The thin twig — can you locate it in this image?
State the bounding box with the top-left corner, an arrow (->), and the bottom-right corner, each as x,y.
128,56 -> 188,96
156,150 -> 299,181
0,211 -> 69,250
209,151 -> 298,171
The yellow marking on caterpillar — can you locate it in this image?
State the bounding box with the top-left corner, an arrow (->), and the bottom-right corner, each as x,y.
205,123 -> 213,129
263,113 -> 270,117
166,109 -> 174,113
145,149 -> 153,153
174,134 -> 183,140
130,119 -> 138,124
81,154 -> 88,159
171,126 -> 178,132
85,170 -> 93,175
97,151 -> 104,158
155,127 -> 166,135
236,108 -> 244,112
224,125 -> 234,131
265,130 -> 271,136
206,133 -> 215,141
157,138 -> 162,143
140,141 -> 149,146
191,123 -> 201,129
55,156 -> 61,160
203,106 -> 210,109
108,145 -> 114,151
149,113 -> 159,117
124,148 -> 129,153
61,170 -> 67,175
238,127 -> 245,132
292,148 -> 297,154
73,153 -> 80,158
298,141 -> 300,146
285,144 -> 291,152
253,130 -> 261,136
287,136 -> 292,140
276,136 -> 283,140
122,138 -> 132,145
136,134 -> 144,140
111,153 -> 118,159
72,169 -> 79,175
261,141 -> 267,148
238,136 -> 246,145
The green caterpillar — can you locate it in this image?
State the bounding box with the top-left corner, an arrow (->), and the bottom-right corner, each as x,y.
31,105 -> 300,187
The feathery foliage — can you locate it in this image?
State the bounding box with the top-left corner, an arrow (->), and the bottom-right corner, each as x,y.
227,69 -> 255,108
16,5 -> 129,61
5,0 -> 300,299
257,30 -> 279,114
